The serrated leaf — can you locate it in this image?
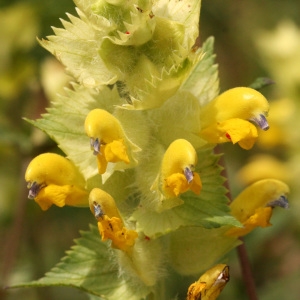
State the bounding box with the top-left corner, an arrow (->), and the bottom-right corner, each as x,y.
12,225 -> 152,299
39,9 -> 117,87
181,37 -> 219,106
132,148 -> 240,238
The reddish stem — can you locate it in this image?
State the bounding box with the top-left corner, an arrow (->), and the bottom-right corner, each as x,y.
237,240 -> 259,300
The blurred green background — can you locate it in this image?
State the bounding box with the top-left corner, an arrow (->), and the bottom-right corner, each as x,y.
1,0 -> 300,299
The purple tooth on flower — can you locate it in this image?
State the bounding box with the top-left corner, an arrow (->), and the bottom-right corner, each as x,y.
184,167 -> 194,184
90,137 -> 101,155
267,195 -> 289,209
251,114 -> 269,131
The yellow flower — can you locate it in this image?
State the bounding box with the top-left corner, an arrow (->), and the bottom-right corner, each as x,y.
25,153 -> 88,211
89,188 -> 138,252
187,264 -> 230,300
85,109 -> 131,174
153,139 -> 202,200
226,179 -> 289,237
200,87 -> 269,149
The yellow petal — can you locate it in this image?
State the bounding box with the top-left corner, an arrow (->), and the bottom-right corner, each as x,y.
227,179 -> 289,237
226,207 -> 272,237
85,109 -> 124,144
200,118 -> 258,150
230,179 -> 289,223
98,215 -> 138,252
25,153 -> 86,190
164,173 -> 190,197
89,188 -> 122,220
104,139 -> 130,164
190,172 -> 202,195
96,151 -> 108,175
35,184 -> 88,211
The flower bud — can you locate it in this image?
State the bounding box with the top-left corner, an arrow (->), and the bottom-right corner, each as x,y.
187,264 -> 230,300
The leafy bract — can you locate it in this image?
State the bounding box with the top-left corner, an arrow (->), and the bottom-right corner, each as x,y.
132,148 -> 240,238
181,37 -> 219,106
12,225 -> 152,299
39,8 -> 116,87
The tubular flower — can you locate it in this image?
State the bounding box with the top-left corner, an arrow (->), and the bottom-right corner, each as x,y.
187,264 -> 230,300
89,188 -> 138,252
85,109 -> 137,174
152,139 -> 202,211
227,179 -> 289,237
199,87 -> 270,149
25,153 -> 88,211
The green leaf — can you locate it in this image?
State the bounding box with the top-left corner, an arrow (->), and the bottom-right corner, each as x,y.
132,148 -> 240,238
248,77 -> 275,90
11,225 -> 152,299
168,226 -> 240,276
181,37 -> 219,106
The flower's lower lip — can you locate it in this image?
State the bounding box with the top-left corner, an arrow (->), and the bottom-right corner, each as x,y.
27,181 -> 43,199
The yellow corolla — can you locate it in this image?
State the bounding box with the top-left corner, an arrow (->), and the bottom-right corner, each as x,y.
160,139 -> 202,198
187,264 -> 230,300
89,188 -> 138,252
84,109 -> 130,174
227,179 -> 289,237
25,153 -> 88,211
200,87 -> 270,149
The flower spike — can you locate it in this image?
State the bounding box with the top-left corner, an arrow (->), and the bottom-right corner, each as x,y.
85,109 -> 137,174
25,153 -> 88,210
187,264 -> 230,300
200,87 -> 270,149
89,188 -> 138,252
227,179 -> 289,237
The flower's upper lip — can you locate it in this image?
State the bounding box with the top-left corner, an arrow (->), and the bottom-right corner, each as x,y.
27,181 -> 45,199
